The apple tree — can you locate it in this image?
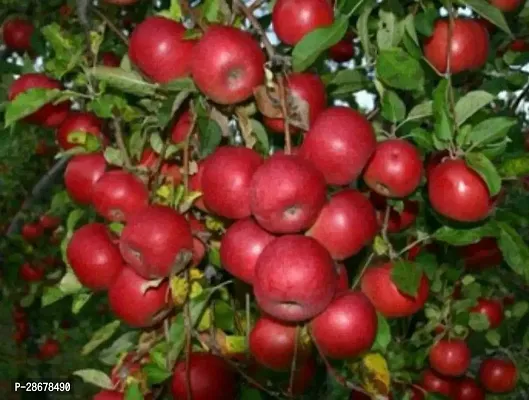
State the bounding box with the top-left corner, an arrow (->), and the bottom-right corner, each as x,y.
2,0 -> 529,399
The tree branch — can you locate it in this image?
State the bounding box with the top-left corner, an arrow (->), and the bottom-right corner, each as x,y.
278,75 -> 292,154
112,117 -> 133,169
510,84 -> 529,112
91,6 -> 129,45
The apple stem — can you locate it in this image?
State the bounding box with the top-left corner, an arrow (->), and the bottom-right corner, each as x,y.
381,205 -> 396,259
112,117 -> 133,169
278,76 -> 292,154
91,6 -> 129,45
352,252 -> 374,289
396,236 -> 430,258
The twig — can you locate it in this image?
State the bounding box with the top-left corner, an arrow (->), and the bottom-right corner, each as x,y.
352,252 -> 374,289
112,117 -> 133,169
510,84 -> 529,112
381,204 -> 396,259
245,293 -> 251,357
183,108 -> 198,194
91,6 -> 129,45
396,236 -> 431,258
367,107 -> 379,121
288,326 -> 300,397
178,0 -> 208,31
278,76 -> 292,154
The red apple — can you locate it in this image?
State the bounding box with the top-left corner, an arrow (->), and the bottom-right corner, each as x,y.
64,153 -> 107,204
300,107 -> 376,185
369,192 -> 419,233
101,52 -> 121,67
94,391 -> 124,400
250,153 -> 326,233
139,148 -> 182,185
307,189 -> 378,259
429,339 -> 471,377
479,358 -> 517,393
66,223 -> 124,290
335,263 -> 349,293
19,263 -> 45,282
201,146 -> 263,219
119,205 -> 193,279
191,25 -> 265,104
108,266 -> 170,327
490,0 -> 521,12
364,139 -> 423,198
102,0 -> 139,4
190,160 -> 209,212
220,218 -> 275,284
272,0 -> 334,45
329,33 -> 355,62
451,377 -> 485,400
171,110 -> 192,144
56,111 -> 106,151
285,357 -> 317,395
92,170 -> 149,222
129,16 -> 195,83
2,18 -> 34,52
171,352 -> 237,400
263,73 -> 327,133
360,263 -> 429,318
21,222 -> 43,242
39,214 -> 61,230
509,39 -> 529,52
254,235 -> 337,322
420,369 -> 456,397
38,338 -> 60,360
458,238 -> 503,270
470,298 -> 504,329
428,159 -> 492,222
249,316 -> 310,370
311,291 -> 378,359
8,73 -> 70,127
424,19 -> 489,74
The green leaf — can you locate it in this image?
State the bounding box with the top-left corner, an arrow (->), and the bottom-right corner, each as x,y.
125,382 -> 143,400
197,117 -> 222,157
99,332 -> 139,366
201,0 -> 220,22
92,66 -> 158,96
499,155 -> 529,178
161,77 -> 197,93
414,7 -> 438,36
402,14 -> 419,46
497,221 -> 529,280
41,286 -> 69,308
66,209 -> 85,234
465,117 -> 516,149
72,292 -> 92,314
250,119 -> 269,154
357,5 -> 374,61
149,133 -> 164,154
82,320 -> 121,355
292,15 -> 348,72
376,48 -> 425,91
381,90 -> 406,123
73,369 -> 113,389
371,313 -> 391,352
459,0 -> 512,35
104,147 -> 125,167
433,222 -> 497,245
511,301 -> 529,318
405,127 -> 434,151
5,88 -> 62,127
157,0 -> 182,21
143,364 -> 172,385
414,251 -> 438,281
465,152 -> 502,196
469,312 -> 490,331
326,69 -> 370,95
432,79 -> 453,142
406,101 -> 433,122
390,260 -> 422,297
376,10 -> 402,50
485,330 -> 501,346
454,91 -> 495,127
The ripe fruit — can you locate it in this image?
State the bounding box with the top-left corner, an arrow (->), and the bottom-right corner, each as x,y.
286,357 -> 317,395
94,391 -> 124,400
19,263 -> 45,282
64,153 -> 107,204
429,339 -> 471,377
452,377 -> 485,400
509,39 -> 529,52
56,111 -> 106,151
191,25 -> 265,104
428,159 -> 492,222
272,0 -> 334,45
420,368 -> 455,397
249,316 -> 310,370
424,19 -> 489,74
329,33 -> 355,62
307,189 -> 378,260
21,222 -> 43,241
102,0 -> 139,4
171,110 -> 192,144
66,223 -> 124,290
139,148 -> 182,185
479,358 -> 517,393
311,291 -> 377,359
2,18 -> 34,52
129,16 -> 195,83
101,52 -> 121,67
458,238 -> 503,269
263,73 -> 327,133
171,352 -> 237,400
490,0 -> 521,12
108,267 -> 170,327
190,160 -> 208,212
119,205 -> 193,279
220,218 -> 275,284
38,338 -> 60,360
470,298 -> 504,329
336,263 -> 349,293
301,107 -> 376,185
8,73 -> 70,127
250,153 -> 326,233
254,235 -> 337,322
361,263 -> 429,318
363,139 -> 423,198
39,214 -> 61,230
92,170 -> 149,222
370,192 -> 419,233
202,146 -> 263,219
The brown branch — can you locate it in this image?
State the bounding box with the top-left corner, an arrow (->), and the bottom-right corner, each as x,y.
367,107 -> 379,121
288,326 -> 300,397
112,117 -> 133,169
91,7 -> 129,45
183,108 -> 198,195
351,252 -> 374,289
179,0 -> 208,31
381,204 -> 396,259
249,0 -> 266,11
396,236 -> 431,258
278,76 -> 292,154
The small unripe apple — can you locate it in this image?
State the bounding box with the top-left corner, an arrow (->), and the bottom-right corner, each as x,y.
191,25 -> 265,105
56,111 -> 107,151
39,214 -> 61,230
250,153 -> 326,233
328,34 -> 355,62
21,222 -> 43,242
37,338 -> 60,360
108,266 -> 170,327
254,235 -> 337,322
64,153 -> 107,204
